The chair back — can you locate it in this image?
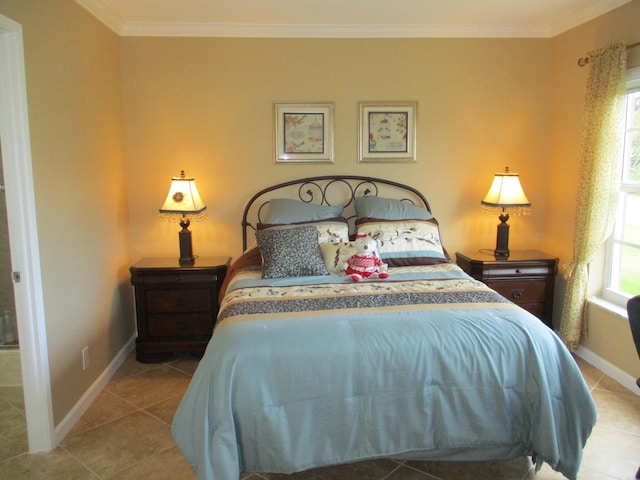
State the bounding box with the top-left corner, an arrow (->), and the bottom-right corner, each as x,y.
629,296 -> 640,358
628,295 -> 640,389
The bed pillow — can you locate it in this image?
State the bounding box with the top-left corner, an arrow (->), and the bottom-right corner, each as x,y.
257,217 -> 349,244
356,218 -> 449,267
256,225 -> 330,279
263,198 -> 343,224
354,196 -> 432,221
319,241 -> 358,275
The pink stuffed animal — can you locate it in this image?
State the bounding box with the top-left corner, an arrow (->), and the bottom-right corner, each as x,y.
343,234 -> 389,282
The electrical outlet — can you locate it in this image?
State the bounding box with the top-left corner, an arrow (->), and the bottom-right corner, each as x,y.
82,346 -> 89,371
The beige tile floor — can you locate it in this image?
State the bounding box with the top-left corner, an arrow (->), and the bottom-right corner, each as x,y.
1,353 -> 639,479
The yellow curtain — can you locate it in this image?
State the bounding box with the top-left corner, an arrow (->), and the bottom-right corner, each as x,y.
560,43 -> 627,350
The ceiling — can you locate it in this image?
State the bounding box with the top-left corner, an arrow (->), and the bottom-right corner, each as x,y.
74,0 -> 632,38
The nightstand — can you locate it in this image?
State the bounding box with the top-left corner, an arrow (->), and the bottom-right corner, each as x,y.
455,250 -> 558,328
130,256 -> 231,363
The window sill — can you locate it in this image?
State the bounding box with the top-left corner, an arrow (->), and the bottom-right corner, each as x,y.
588,296 -> 628,320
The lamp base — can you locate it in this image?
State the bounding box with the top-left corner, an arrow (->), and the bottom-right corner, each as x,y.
494,213 -> 510,258
179,254 -> 197,266
178,218 -> 197,266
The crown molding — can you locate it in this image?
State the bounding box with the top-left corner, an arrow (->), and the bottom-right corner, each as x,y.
74,0 -> 125,34
547,0 -> 631,37
75,0 -> 633,39
119,22 -> 551,38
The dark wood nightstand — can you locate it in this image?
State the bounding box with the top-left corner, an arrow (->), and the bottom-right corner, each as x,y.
130,256 -> 231,363
455,250 -> 558,328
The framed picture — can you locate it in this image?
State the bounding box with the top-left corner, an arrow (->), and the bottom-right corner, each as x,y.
358,102 -> 417,163
274,103 -> 334,164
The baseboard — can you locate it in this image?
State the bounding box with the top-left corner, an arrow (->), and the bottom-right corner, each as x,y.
575,345 -> 640,397
53,335 -> 136,447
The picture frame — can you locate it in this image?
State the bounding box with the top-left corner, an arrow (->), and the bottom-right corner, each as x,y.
274,103 -> 334,164
358,102 -> 417,163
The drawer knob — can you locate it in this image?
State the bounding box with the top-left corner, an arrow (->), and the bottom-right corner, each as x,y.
511,288 -> 524,299
175,275 -> 181,282
515,268 -> 522,274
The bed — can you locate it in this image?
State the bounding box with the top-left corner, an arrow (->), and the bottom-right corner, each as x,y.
171,175 -> 596,480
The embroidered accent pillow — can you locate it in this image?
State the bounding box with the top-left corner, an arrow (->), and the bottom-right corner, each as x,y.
356,218 -> 449,267
257,218 -> 349,244
319,241 -> 359,275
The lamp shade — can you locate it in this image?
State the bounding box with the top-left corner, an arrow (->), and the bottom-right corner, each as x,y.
481,167 -> 531,215
159,170 -> 206,217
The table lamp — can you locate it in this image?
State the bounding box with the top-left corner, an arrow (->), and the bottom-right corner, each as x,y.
159,170 -> 207,265
481,167 -> 531,257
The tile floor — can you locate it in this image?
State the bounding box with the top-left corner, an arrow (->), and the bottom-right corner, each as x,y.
1,353 -> 639,479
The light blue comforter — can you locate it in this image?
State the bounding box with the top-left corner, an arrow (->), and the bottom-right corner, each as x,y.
172,265 -> 596,480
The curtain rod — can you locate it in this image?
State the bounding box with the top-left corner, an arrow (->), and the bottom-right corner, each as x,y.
578,41 -> 640,67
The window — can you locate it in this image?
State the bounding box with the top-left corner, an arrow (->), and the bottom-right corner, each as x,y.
603,66 -> 640,306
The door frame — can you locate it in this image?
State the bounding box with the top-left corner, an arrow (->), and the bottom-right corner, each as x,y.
0,14 -> 54,452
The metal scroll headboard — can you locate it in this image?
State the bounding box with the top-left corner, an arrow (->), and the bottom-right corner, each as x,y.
241,175 -> 431,251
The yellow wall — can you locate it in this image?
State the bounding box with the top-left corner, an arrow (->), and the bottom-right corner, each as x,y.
0,0 -> 134,424
120,37 -> 552,263
549,0 -> 640,377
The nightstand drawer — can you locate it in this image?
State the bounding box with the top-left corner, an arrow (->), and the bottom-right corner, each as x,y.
145,289 -> 212,313
136,272 -> 217,285
520,302 -> 545,319
487,280 -> 546,304
481,264 -> 554,278
147,313 -> 213,337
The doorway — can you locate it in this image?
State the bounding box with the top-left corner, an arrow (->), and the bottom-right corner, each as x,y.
0,14 -> 54,452
0,142 -> 20,374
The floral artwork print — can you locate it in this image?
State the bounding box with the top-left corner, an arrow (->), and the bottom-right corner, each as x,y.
358,102 -> 416,163
368,112 -> 408,153
284,113 -> 324,154
274,103 -> 334,163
